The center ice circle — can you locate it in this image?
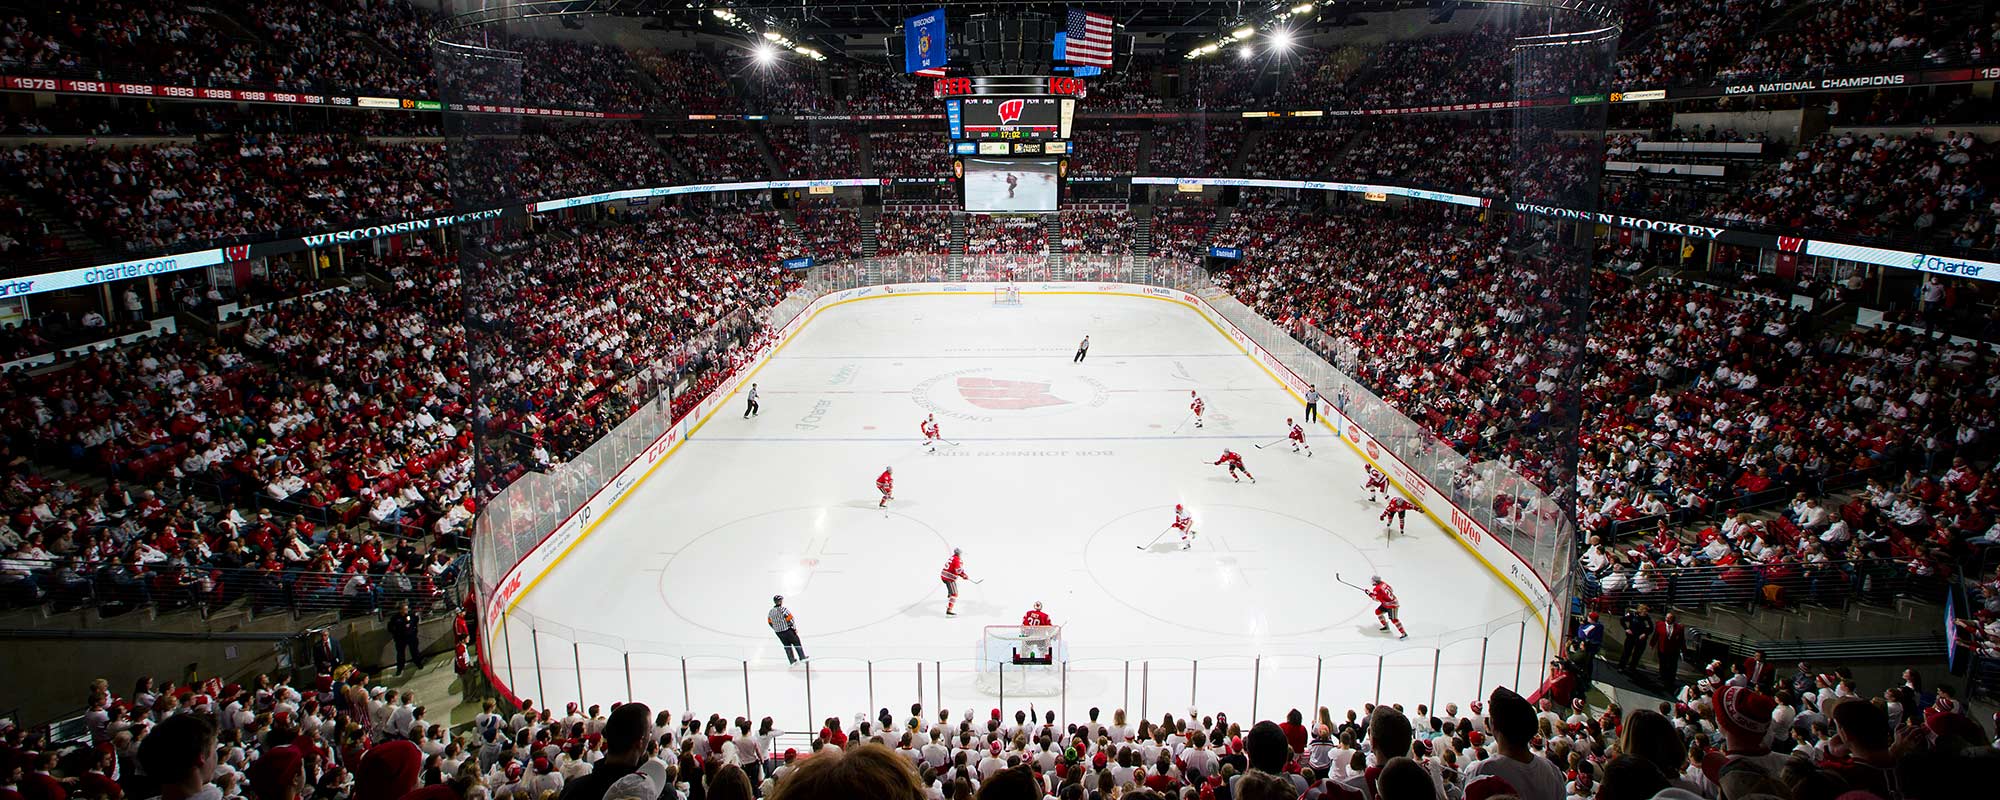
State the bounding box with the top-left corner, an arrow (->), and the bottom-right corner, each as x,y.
1084,504 -> 1378,638
658,506 -> 949,638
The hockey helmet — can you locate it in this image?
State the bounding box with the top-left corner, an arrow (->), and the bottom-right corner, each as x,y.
1370,575 -> 1383,584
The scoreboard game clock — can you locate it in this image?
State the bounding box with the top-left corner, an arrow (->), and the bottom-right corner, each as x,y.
948,96 -> 1074,140
937,76 -> 1077,215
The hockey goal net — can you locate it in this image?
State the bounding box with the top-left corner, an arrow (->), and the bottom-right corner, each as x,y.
975,624 -> 1064,696
993,285 -> 1022,306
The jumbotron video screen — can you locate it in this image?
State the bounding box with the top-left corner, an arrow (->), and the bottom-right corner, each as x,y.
961,157 -> 1060,213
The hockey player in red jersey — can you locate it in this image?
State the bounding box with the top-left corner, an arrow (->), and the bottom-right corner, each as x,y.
1172,503 -> 1197,550
1382,495 -> 1418,534
940,548 -> 970,616
876,467 -> 894,508
1363,465 -> 1388,501
1189,391 -> 1206,429
1213,449 -> 1254,483
920,415 -> 942,453
1369,575 -> 1407,638
1021,601 -> 1052,627
1287,418 -> 1312,457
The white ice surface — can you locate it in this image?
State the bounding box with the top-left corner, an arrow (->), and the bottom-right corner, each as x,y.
497,293 -> 1541,730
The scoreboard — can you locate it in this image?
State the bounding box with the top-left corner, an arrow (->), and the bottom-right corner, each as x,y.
947,96 -> 1074,141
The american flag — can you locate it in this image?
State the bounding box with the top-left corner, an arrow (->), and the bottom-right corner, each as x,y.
1063,9 -> 1115,67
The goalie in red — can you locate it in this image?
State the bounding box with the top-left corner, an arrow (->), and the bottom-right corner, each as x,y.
940,548 -> 970,617
1213,449 -> 1255,483
1020,601 -> 1054,660
1369,575 -> 1408,639
876,466 -> 894,508
920,414 -> 942,453
1287,418 -> 1312,457
1381,495 -> 1418,535
1363,465 -> 1389,501
1189,391 -> 1207,429
1172,503 -> 1197,550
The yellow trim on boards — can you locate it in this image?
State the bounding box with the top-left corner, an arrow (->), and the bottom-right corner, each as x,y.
497,287 -> 1553,652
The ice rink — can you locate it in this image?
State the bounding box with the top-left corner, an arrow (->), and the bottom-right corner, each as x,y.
496,291 -> 1544,729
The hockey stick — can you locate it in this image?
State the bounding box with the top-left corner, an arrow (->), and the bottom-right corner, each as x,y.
1251,437 -> 1287,449
1170,410 -> 1194,434
1332,572 -> 1373,595
1136,526 -> 1177,551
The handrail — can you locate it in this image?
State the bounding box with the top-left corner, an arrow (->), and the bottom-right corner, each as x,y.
1577,556 -> 1944,613
0,555 -> 470,620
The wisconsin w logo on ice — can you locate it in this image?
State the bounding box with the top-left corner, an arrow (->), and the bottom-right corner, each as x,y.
913,367 -> 1109,421
957,376 -> 1066,410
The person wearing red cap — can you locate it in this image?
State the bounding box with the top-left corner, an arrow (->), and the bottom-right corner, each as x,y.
247,747 -> 304,800
354,740 -> 423,800
1706,686 -> 1784,782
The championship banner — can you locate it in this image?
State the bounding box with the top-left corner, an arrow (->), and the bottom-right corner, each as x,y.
904,9 -> 948,74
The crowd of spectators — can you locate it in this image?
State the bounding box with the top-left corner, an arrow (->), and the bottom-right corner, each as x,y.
868,133 -> 951,178
465,206 -> 796,487
630,49 -> 736,115
0,134 -> 452,254
964,216 -> 1047,257
1699,130 -> 1997,250
1243,126 -> 1355,180
669,134 -> 768,183
791,201 -> 863,261
1059,208 -> 1134,256
1713,0 -> 1988,82
766,128 -> 860,178
549,125 -> 679,193
1149,123 -> 1241,176
1613,0 -> 1791,90
875,209 -> 951,256
1341,28 -> 1513,110
1071,129 -> 1143,178
729,57 -> 827,116
7,640 -> 1994,800
1150,205 -> 1218,263
846,65 -> 930,114
243,1 -> 439,99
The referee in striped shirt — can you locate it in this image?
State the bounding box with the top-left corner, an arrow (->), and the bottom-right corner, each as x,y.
769,596 -> 807,664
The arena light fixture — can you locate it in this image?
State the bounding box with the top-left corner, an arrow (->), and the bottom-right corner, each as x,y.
754,43 -> 777,64
1238,44 -> 1255,60
1270,28 -> 1294,50
1291,3 -> 1315,14
1232,26 -> 1256,40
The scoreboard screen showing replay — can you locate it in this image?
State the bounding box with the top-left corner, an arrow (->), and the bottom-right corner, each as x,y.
951,96 -> 1072,140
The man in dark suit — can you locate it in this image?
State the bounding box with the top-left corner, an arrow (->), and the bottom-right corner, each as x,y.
1654,612 -> 1686,688
1619,604 -> 1654,671
1574,612 -> 1606,689
388,602 -> 423,674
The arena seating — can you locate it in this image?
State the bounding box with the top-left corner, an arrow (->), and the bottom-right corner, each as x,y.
19,622 -> 1994,800
669,133 -> 769,182
964,216 -> 1047,256
767,127 -> 862,178
792,200 -> 864,261
868,132 -> 952,178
